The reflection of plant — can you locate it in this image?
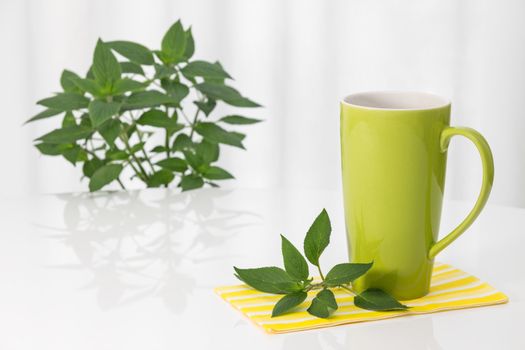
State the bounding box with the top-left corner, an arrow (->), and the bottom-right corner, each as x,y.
41,189 -> 259,312
27,20 -> 262,192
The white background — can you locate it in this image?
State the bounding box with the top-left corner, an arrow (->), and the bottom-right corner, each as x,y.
2,0 -> 525,207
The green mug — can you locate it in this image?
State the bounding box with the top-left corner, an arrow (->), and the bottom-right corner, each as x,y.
340,91 -> 494,300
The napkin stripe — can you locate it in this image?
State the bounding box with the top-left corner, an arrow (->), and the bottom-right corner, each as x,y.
215,263 -> 508,333
257,290 -> 506,326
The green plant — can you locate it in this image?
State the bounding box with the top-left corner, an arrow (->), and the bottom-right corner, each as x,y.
26,20 -> 261,192
234,209 -> 408,318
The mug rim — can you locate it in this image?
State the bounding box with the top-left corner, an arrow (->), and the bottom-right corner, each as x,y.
341,91 -> 451,111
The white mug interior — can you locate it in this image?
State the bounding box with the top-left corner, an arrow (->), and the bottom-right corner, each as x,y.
342,91 -> 451,111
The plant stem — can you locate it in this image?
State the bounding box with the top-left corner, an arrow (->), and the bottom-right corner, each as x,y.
165,131 -> 170,156
305,282 -> 355,296
189,108 -> 201,139
124,112 -> 153,177
125,160 -> 144,181
116,177 -> 126,190
179,108 -> 192,124
132,151 -> 150,181
163,130 -> 170,188
143,149 -> 155,173
83,147 -> 98,158
121,134 -> 149,182
317,265 -> 325,281
88,139 -> 97,156
165,106 -> 171,158
136,129 -> 155,172
340,285 -> 356,296
305,282 -> 325,292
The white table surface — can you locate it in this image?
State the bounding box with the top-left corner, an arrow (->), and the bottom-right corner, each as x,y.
0,187 -> 523,349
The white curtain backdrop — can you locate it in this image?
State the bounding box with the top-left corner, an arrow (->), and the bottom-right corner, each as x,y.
2,0 -> 525,207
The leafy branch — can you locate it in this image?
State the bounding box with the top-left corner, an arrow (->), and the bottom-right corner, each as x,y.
234,209 -> 408,318
27,20 -> 262,192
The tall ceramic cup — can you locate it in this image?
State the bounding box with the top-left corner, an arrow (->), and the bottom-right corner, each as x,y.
340,91 -> 494,300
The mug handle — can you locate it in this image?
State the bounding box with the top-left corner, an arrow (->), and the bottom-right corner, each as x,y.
428,126 -> 494,259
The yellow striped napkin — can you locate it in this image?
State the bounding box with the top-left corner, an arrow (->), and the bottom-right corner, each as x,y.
215,262 -> 508,334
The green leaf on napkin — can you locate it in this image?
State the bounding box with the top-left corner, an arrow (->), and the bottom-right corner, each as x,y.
354,289 -> 408,311
272,291 -> 308,317
307,289 -> 338,318
303,209 -> 331,266
281,234 -> 309,282
234,266 -> 302,294
324,262 -> 373,287
233,209 -> 408,319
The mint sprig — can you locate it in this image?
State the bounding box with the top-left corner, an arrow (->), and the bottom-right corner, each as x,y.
234,209 -> 409,318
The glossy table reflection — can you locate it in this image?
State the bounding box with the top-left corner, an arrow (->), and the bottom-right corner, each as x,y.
0,188 -> 523,349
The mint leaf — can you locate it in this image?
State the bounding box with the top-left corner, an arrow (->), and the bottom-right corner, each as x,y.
112,78 -> 146,95
98,119 -> 121,146
137,109 -> 182,131
108,41 -> 154,65
195,82 -> 260,108
281,235 -> 309,282
120,61 -> 144,75
272,291 -> 307,317
179,174 -> 204,191
92,39 -> 121,87
106,149 -> 128,161
307,289 -> 338,318
25,109 -> 62,124
161,20 -> 187,63
194,122 -> 245,149
154,64 -> 176,79
37,93 -> 90,111
129,142 -> 145,154
89,164 -> 123,192
161,80 -> 189,104
37,125 -> 92,144
60,69 -> 82,93
147,170 -> 175,187
150,146 -> 167,153
203,62 -> 228,84
303,209 -> 331,266
70,77 -> 103,96
181,60 -> 231,80
194,99 -> 216,116
324,262 -> 373,287
62,145 -> 86,165
123,91 -> 174,110
62,111 -> 76,127
354,289 -> 408,311
35,143 -> 72,156
82,158 -> 103,178
172,133 -> 193,151
202,166 -> 233,180
234,267 -> 303,294
156,157 -> 187,172
219,115 -> 262,125
183,28 -> 194,60
195,140 -> 219,163
88,100 -> 121,127
182,149 -> 205,172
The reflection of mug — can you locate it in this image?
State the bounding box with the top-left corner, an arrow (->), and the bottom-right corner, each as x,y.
340,91 -> 494,300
